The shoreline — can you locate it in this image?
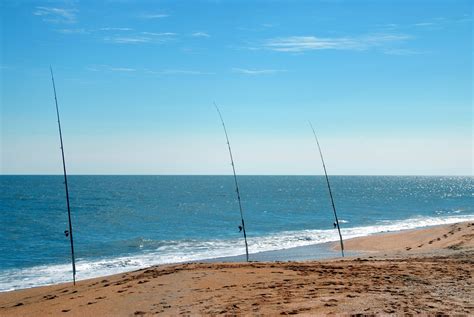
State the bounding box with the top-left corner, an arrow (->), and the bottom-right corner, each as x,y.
1,221 -> 472,315
3,215 -> 472,293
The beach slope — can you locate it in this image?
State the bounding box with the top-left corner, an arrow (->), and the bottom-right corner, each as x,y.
1,222 -> 472,316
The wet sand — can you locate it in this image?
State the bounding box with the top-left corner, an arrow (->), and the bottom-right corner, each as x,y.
1,222 -> 472,316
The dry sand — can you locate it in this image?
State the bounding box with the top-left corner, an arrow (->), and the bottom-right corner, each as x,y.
1,222 -> 472,316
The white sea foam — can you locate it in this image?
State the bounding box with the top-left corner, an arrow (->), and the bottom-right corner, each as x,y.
1,214 -> 473,292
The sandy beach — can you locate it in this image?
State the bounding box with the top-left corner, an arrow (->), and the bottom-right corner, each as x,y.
1,222 -> 472,316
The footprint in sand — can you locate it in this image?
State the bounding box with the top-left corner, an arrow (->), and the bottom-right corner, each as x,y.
280,309 -> 299,315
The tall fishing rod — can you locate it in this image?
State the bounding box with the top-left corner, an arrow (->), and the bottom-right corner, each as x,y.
309,122 -> 344,257
214,102 -> 249,262
50,67 -> 77,284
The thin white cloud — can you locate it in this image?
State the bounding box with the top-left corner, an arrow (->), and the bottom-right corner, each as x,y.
86,65 -> 136,72
104,31 -> 176,44
412,16 -> 472,28
33,6 -> 77,24
99,27 -> 134,31
232,68 -> 285,75
104,36 -> 151,44
377,23 -> 399,31
147,69 -> 215,75
191,32 -> 210,38
383,48 -> 424,56
140,13 -> 169,19
413,22 -> 436,27
262,33 -> 412,52
456,16 -> 472,23
141,32 -> 176,36
109,67 -> 136,72
51,27 -> 133,36
57,28 -> 88,34
86,65 -> 212,75
237,23 -> 278,32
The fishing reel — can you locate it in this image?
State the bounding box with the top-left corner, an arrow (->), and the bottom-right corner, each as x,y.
64,230 -> 69,237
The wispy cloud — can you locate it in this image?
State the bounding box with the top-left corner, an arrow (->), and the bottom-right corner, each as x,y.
232,68 -> 285,75
377,21 -> 434,31
383,48 -> 424,56
455,16 -> 472,23
86,66 -> 100,72
191,32 -> 210,38
86,65 -> 136,72
109,67 -> 136,72
377,23 -> 399,31
262,33 -> 412,52
87,65 -> 212,75
57,28 -> 88,34
33,6 -> 77,24
147,69 -> 214,75
382,16 -> 471,31
237,23 -> 278,32
140,13 -> 169,19
99,27 -> 133,31
104,32 -> 176,44
413,22 -> 436,27
141,32 -> 176,36
104,36 -> 151,44
50,27 -> 134,36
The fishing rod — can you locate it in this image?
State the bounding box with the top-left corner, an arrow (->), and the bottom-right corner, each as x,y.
309,122 -> 344,257
214,102 -> 249,262
50,67 -> 77,284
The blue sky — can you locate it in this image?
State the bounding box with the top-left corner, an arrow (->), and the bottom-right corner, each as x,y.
1,0 -> 472,175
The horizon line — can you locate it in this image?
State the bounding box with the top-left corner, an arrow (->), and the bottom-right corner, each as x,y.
1,174 -> 472,177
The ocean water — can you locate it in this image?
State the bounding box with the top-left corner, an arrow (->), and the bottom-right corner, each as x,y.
0,175 -> 473,291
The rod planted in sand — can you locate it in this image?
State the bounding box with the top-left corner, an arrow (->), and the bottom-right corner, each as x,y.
50,66 -> 77,284
214,102 -> 249,262
309,122 -> 345,257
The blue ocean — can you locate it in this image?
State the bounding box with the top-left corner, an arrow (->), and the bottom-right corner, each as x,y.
1,175 -> 473,291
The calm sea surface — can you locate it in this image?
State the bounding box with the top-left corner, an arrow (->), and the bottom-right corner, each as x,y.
1,175 -> 473,291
